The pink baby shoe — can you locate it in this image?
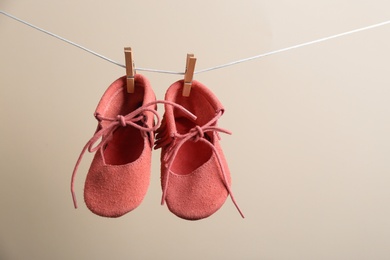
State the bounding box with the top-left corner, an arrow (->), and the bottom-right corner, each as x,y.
155,80 -> 244,220
71,74 -> 158,217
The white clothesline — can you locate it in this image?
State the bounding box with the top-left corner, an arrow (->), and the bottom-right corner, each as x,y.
1,10 -> 389,75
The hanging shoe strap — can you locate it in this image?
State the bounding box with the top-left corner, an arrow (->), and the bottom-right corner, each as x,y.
70,100 -> 196,209
161,111 -> 245,218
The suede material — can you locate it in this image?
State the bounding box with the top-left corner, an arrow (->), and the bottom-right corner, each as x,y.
84,142 -> 151,217
162,136 -> 232,220
164,80 -> 224,136
95,75 -> 155,131
83,74 -> 155,217
157,80 -> 232,220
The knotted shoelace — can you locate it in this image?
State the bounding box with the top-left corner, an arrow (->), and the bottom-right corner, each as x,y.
70,100 -> 196,209
159,110 -> 245,218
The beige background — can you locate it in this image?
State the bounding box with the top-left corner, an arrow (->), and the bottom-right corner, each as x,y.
1,1 -> 390,259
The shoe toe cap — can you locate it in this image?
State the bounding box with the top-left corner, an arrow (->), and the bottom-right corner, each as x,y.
164,157 -> 230,220
84,156 -> 151,218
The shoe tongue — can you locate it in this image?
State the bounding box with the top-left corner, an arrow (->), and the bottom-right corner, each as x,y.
95,74 -> 155,122
165,80 -> 224,134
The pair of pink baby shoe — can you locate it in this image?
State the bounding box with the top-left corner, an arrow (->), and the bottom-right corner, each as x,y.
71,74 -> 243,220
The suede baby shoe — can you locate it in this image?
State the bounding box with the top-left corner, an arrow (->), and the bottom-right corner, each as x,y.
71,74 -> 158,217
155,80 -> 244,220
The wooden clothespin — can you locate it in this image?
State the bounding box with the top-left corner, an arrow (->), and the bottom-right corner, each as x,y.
182,53 -> 197,97
124,47 -> 135,93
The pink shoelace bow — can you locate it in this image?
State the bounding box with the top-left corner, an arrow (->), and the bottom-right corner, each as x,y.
158,110 -> 245,218
70,100 -> 196,209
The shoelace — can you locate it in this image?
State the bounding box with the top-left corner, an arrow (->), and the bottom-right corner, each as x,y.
160,110 -> 245,218
70,100 -> 196,209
